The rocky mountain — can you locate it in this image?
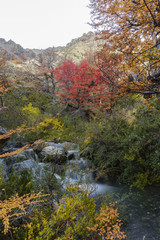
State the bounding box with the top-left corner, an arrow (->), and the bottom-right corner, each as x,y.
0,32 -> 102,89
0,38 -> 39,60
0,32 -> 101,65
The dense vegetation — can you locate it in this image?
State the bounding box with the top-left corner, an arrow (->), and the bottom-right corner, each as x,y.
0,82 -> 160,238
0,0 -> 160,238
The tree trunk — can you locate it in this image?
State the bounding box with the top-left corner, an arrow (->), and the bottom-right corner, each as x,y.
50,73 -> 57,101
44,73 -> 50,93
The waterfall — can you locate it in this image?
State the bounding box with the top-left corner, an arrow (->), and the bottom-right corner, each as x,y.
64,148 -> 117,195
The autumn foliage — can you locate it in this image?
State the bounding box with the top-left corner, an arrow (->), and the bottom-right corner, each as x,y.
54,59 -> 121,112
0,192 -> 47,234
55,60 -> 101,110
89,0 -> 160,95
25,185 -> 126,240
87,203 -> 126,240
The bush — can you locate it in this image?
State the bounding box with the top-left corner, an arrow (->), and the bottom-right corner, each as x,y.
25,185 -> 125,240
0,169 -> 33,199
84,96 -> 160,188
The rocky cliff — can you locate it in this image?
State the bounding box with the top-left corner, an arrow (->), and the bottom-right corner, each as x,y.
0,32 -> 101,65
0,32 -> 102,89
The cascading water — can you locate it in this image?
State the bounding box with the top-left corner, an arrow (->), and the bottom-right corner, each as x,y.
63,146 -> 160,239
64,148 -> 118,195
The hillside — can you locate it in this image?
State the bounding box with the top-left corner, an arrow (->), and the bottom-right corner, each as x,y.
0,32 -> 101,73
0,32 -> 103,90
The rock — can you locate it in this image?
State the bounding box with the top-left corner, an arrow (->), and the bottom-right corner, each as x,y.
0,159 -> 6,168
12,159 -> 39,176
54,173 -> 61,180
0,159 -> 7,178
17,148 -> 37,161
67,150 -> 80,160
48,142 -> 65,150
41,145 -> 67,164
67,151 -> 78,160
37,162 -> 52,178
4,148 -> 38,166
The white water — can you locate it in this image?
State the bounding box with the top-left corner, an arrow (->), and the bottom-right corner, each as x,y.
64,150 -> 117,195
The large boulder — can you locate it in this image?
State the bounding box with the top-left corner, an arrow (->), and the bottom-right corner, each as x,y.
40,144 -> 67,164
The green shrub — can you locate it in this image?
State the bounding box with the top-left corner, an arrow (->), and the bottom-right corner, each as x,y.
25,185 -> 125,240
0,169 -> 33,199
84,96 -> 160,188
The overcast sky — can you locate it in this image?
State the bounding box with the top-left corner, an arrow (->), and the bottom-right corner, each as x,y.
0,0 -> 93,49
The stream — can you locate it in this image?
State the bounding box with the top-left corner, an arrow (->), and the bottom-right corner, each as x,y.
1,141 -> 159,240
65,149 -> 160,240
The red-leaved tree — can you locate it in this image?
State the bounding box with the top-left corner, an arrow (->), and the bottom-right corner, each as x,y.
55,59 -> 122,113
55,60 -> 105,112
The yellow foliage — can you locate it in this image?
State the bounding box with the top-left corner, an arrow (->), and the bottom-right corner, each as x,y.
25,185 -> 126,240
37,117 -> 64,132
0,192 -> 48,234
11,59 -> 22,64
22,103 -> 40,125
84,134 -> 94,145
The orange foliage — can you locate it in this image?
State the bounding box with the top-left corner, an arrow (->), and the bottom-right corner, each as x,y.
0,127 -> 30,141
0,192 -> 48,234
88,203 -> 126,240
95,49 -> 123,109
0,145 -> 30,158
0,140 -> 44,158
90,0 -> 160,95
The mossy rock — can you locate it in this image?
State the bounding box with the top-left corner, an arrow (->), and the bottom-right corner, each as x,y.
40,146 -> 67,164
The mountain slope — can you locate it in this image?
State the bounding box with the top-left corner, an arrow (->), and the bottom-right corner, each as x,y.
0,32 -> 102,89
